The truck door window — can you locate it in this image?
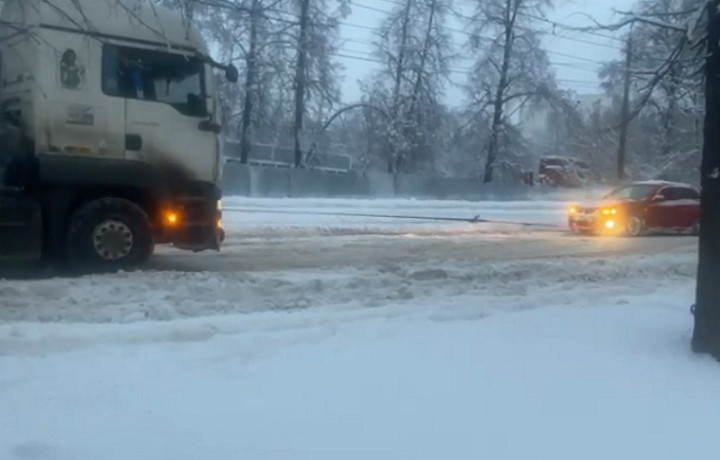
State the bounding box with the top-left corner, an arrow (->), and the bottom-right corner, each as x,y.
102,44 -> 207,118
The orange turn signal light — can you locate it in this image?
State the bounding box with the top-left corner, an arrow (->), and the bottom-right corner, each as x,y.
165,211 -> 179,226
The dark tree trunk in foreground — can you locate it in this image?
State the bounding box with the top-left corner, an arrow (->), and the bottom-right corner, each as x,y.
693,0 -> 720,359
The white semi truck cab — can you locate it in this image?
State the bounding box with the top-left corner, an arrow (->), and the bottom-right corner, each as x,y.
0,0 -> 238,270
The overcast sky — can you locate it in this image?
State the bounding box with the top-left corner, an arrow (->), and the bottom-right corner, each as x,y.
337,0 -> 634,105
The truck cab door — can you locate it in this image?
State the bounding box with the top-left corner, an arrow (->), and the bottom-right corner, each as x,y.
104,45 -> 219,185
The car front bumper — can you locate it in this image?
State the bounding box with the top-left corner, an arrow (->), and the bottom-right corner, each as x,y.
569,215 -> 622,235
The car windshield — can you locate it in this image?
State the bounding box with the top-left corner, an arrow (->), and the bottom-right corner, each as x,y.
604,184 -> 658,200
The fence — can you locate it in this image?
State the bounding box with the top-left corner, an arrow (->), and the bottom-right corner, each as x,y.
221,162 -> 541,201
224,142 -> 353,173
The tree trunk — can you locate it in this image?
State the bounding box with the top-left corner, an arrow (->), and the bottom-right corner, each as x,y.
240,0 -> 260,164
693,0 -> 720,360
398,0 -> 437,173
387,0 -> 414,174
660,64 -> 678,157
293,0 -> 311,168
484,0 -> 516,184
617,33 -> 633,181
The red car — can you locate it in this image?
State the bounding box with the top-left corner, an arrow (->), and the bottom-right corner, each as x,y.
568,181 -> 700,236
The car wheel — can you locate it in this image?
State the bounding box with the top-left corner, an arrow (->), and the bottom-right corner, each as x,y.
626,215 -> 646,237
66,198 -> 155,272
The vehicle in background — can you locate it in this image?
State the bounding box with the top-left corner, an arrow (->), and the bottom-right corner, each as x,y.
567,181 -> 700,236
0,0 -> 238,271
538,157 -> 591,188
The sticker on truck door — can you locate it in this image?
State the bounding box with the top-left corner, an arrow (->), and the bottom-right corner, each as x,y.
59,49 -> 85,90
66,105 -> 95,126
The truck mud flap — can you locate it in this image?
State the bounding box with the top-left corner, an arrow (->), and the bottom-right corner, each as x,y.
172,225 -> 221,252
0,195 -> 43,262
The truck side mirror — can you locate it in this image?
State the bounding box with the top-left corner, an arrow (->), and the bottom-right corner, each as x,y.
225,64 -> 239,83
652,194 -> 666,202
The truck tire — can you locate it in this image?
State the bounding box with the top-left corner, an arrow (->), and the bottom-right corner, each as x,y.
66,198 -> 154,272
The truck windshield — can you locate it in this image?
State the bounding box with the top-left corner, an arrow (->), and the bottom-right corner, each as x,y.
103,44 -> 207,118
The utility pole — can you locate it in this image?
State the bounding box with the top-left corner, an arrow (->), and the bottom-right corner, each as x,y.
293,0 -> 311,168
617,31 -> 633,182
693,0 -> 720,360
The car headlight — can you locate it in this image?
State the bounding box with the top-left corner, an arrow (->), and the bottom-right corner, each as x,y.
602,208 -> 618,216
569,206 -> 578,214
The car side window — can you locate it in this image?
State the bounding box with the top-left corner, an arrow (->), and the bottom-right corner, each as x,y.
663,187 -> 699,201
676,188 -> 700,200
661,188 -> 679,201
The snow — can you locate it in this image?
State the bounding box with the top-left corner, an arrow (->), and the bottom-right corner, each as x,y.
0,248 -> 697,324
656,199 -> 700,207
1,278 -> 717,459
633,179 -> 694,188
0,196 -> 714,460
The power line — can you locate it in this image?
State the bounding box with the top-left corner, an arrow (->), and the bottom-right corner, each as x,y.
338,31 -> 612,66
333,50 -> 602,87
199,0 -> 608,89
345,0 -> 625,51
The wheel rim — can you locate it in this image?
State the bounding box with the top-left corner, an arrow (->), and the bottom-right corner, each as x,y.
92,220 -> 134,260
627,217 -> 643,236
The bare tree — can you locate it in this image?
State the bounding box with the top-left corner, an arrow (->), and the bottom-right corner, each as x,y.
296,0 -> 349,167
196,0 -> 290,163
361,0 -> 452,174
599,0 -> 703,173
464,0 -> 555,183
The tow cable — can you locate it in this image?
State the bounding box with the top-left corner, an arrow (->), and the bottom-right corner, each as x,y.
223,207 -> 562,229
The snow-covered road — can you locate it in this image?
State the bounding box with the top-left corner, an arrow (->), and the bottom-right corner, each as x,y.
151,197 -> 696,273
0,198 -> 697,323
221,196 -> 576,236
1,197 -> 714,460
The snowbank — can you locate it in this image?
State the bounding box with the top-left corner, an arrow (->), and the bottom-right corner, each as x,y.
0,251 -> 696,325
1,282 -> 717,460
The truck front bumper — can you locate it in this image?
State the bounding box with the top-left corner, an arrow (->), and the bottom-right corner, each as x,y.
156,192 -> 224,252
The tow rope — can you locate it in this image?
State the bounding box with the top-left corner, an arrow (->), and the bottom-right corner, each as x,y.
222,207 -> 562,229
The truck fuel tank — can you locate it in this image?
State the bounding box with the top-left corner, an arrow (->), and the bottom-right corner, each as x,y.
0,190 -> 43,262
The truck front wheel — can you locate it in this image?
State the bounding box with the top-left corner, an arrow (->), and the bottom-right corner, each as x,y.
66,198 -> 154,271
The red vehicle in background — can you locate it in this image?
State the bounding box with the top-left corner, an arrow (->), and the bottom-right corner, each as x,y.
538,157 -> 591,188
568,181 -> 700,236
